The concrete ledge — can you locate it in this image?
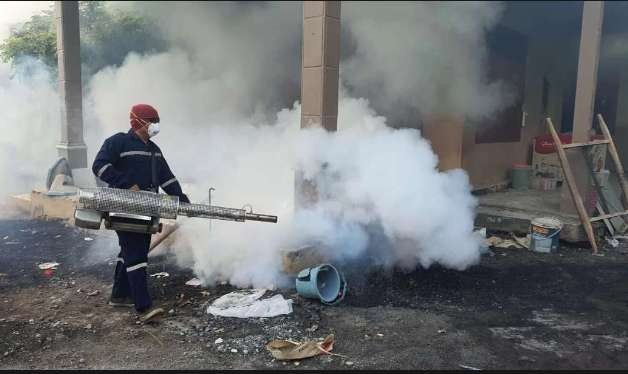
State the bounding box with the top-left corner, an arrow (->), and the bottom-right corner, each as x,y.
29,189 -> 77,222
8,193 -> 32,214
282,245 -> 329,275
9,189 -> 77,222
475,205 -> 602,243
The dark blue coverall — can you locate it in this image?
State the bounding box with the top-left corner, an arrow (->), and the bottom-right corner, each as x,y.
92,129 -> 190,312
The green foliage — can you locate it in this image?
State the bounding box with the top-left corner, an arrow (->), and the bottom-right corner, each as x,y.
0,11 -> 57,68
0,1 -> 167,77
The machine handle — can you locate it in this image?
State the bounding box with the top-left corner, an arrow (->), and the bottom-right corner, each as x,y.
244,213 -> 278,223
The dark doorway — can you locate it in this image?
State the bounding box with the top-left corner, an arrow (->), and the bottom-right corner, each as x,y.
475,25 -> 528,144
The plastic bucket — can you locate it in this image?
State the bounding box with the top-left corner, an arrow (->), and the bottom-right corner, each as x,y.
512,164 -> 531,191
530,217 -> 562,253
295,264 -> 347,305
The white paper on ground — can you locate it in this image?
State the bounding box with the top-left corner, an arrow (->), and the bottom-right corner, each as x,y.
207,289 -> 293,318
185,278 -> 202,286
38,262 -> 60,270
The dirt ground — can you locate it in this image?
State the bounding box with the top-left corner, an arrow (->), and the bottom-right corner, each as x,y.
2,211 -> 628,370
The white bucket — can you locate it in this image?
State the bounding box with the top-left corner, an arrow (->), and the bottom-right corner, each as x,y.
530,217 -> 562,253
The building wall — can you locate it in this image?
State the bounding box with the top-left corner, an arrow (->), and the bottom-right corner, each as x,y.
615,68 -> 628,166
459,33 -> 580,188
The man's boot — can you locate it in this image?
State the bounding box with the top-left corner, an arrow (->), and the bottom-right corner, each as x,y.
109,296 -> 134,308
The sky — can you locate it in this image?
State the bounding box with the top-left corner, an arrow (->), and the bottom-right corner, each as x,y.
0,1 -> 53,40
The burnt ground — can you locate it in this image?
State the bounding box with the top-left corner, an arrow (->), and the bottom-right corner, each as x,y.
1,212 -> 628,369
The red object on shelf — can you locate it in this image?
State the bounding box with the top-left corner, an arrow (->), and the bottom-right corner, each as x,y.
534,133 -> 605,154
512,163 -> 531,169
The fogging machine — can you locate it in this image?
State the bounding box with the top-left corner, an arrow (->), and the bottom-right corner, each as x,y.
74,187 -> 278,234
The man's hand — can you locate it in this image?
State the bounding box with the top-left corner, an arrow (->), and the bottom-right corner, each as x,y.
129,184 -> 140,191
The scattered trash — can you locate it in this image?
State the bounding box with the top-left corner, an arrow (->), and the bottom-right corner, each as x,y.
2,236 -> 7,240
214,338 -> 224,344
38,262 -> 60,270
345,361 -> 354,366
84,237 -> 94,241
459,364 -> 482,371
486,236 -> 529,249
150,272 -> 170,278
266,334 -> 338,361
207,289 -> 293,318
200,291 -> 211,296
438,329 -> 447,334
474,228 -> 490,254
185,278 -> 202,287
510,232 -> 530,249
54,235 -> 61,239
5,241 -> 19,245
606,237 -> 619,248
306,324 -> 319,333
295,264 -> 347,305
87,290 -> 100,296
376,333 -> 384,337
230,348 -> 238,353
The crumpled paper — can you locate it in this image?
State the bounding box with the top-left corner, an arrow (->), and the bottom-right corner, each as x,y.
266,334 -> 335,360
206,289 -> 292,318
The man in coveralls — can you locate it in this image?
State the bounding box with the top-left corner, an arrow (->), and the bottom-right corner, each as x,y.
92,104 -> 190,322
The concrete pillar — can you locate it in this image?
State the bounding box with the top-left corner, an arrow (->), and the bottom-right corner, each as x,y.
296,1 -> 341,208
54,1 -> 87,169
560,1 -> 604,215
300,1 -> 340,131
572,1 -> 604,142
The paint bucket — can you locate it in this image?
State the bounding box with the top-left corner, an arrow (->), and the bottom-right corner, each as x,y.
511,164 -> 531,191
295,264 -> 347,305
530,217 -> 562,253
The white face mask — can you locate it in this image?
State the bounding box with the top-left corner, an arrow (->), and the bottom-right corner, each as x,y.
147,122 -> 160,138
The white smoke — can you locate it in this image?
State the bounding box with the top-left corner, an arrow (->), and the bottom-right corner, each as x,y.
342,1 -> 510,123
0,57 -> 59,200
87,44 -> 481,287
0,2 -> 57,203
2,1 -> 504,287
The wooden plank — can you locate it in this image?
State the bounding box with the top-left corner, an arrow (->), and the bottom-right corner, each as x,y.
546,117 -> 599,253
590,209 -> 628,222
597,114 -> 628,207
600,175 -> 628,233
561,139 -> 610,149
595,202 -> 615,236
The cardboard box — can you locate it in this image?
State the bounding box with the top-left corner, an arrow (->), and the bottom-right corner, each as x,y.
531,141 -> 606,181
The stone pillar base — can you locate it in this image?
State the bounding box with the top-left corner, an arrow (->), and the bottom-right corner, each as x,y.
56,143 -> 87,169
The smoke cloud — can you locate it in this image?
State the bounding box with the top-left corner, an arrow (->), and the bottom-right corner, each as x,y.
0,57 -> 58,199
2,1 -> 506,287
341,1 -> 510,125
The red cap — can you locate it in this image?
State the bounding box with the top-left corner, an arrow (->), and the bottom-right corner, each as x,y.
130,104 -> 159,130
